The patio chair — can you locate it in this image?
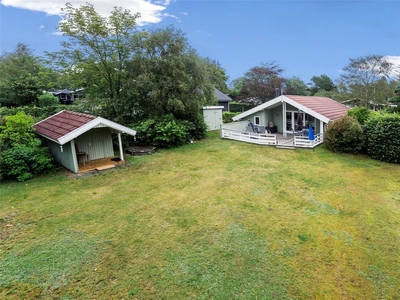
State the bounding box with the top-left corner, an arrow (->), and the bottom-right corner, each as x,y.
246,125 -> 255,133
257,126 -> 266,134
75,144 -> 89,166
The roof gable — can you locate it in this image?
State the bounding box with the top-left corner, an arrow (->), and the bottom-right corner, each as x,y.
34,110 -> 136,145
232,95 -> 348,122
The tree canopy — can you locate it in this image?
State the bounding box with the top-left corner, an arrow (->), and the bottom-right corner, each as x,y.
338,55 -> 394,106
52,3 -> 141,104
0,43 -> 46,107
240,61 -> 284,103
51,3 -> 216,126
309,74 -> 336,95
127,26 -> 214,121
284,76 -> 309,96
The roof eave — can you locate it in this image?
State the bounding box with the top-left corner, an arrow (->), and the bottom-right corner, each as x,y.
232,96 -> 283,121
57,117 -> 137,145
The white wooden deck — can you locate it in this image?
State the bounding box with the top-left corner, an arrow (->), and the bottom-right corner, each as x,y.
221,127 -> 323,149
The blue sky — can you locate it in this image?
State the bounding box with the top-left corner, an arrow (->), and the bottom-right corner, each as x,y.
1,0 -> 399,85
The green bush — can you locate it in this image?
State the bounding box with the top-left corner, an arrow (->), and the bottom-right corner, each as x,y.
182,114 -> 207,141
223,111 -> 240,123
1,140 -> 53,181
133,114 -> 206,148
324,115 -> 365,154
37,93 -> 59,107
347,107 -> 374,125
363,113 -> 400,163
0,111 -> 54,181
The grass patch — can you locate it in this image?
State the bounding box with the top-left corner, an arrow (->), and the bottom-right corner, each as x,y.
1,131 -> 400,298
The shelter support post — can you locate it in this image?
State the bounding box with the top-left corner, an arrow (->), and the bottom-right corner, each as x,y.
71,140 -> 79,173
118,132 -> 124,161
282,101 -> 287,137
320,120 -> 324,141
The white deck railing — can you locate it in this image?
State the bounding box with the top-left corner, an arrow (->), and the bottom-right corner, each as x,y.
294,133 -> 323,148
221,122 -> 323,148
221,127 -> 277,145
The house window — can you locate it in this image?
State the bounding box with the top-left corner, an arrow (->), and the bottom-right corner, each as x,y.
254,116 -> 260,125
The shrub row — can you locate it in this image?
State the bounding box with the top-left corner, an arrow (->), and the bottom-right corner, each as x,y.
131,114 -> 207,148
325,108 -> 400,163
364,113 -> 400,163
229,102 -> 255,113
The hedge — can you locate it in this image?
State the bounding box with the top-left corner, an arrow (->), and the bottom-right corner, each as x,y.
229,102 -> 255,113
363,113 -> 400,163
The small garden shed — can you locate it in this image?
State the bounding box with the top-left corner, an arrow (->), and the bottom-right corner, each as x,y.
34,110 -> 136,173
202,106 -> 224,131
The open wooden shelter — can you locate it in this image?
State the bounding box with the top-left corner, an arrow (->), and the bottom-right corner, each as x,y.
34,110 -> 136,173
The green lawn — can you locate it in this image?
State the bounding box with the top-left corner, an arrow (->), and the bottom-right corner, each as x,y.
1,131 -> 400,299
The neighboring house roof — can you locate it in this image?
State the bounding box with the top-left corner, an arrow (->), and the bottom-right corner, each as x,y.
232,95 -> 349,123
51,88 -> 84,95
341,98 -> 387,107
34,110 -> 136,145
214,88 -> 232,102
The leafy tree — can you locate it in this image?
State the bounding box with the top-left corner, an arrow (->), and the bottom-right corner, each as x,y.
49,3 -> 215,146
127,26 -> 214,122
388,85 -> 400,105
338,55 -> 394,106
309,74 -> 336,95
284,76 -> 310,96
240,61 -> 284,103
0,43 -> 46,107
52,4 -> 214,128
228,77 -> 246,101
49,2 -> 141,119
202,58 -> 229,93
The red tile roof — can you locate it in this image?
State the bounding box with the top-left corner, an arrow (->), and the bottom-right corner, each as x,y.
285,95 -> 349,121
34,110 -> 96,141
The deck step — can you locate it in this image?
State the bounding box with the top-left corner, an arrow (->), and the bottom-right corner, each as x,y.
96,164 -> 116,171
276,145 -> 296,150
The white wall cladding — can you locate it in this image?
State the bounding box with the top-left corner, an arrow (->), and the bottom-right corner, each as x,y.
203,107 -> 223,131
48,140 -> 77,173
75,128 -> 114,160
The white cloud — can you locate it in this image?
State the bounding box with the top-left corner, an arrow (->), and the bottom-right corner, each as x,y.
0,0 -> 170,25
39,25 -> 45,29
385,55 -> 400,77
181,12 -> 188,17
162,12 -> 179,21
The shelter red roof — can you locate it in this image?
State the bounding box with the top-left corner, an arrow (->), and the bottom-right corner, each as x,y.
285,95 -> 349,121
34,110 -> 96,141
